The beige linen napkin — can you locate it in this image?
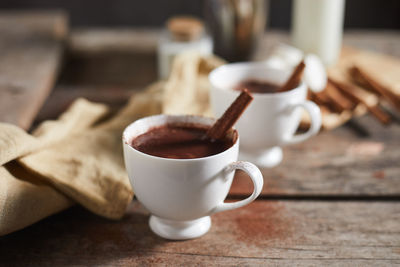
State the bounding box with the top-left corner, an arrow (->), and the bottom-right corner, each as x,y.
0,52 -> 223,236
163,51 -> 224,116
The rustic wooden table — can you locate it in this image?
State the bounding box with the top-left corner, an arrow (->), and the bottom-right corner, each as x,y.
1,29 -> 400,266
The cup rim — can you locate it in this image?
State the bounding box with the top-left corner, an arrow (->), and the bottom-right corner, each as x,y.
209,61 -> 307,98
122,114 -> 239,162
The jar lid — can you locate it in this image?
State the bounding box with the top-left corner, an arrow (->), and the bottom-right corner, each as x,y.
167,16 -> 204,41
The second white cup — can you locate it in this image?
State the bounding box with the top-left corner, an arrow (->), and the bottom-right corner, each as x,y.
209,62 -> 322,167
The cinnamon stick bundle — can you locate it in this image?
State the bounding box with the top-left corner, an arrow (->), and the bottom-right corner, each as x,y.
311,90 -> 344,113
308,90 -> 339,114
350,65 -> 400,112
325,81 -> 358,111
329,78 -> 392,125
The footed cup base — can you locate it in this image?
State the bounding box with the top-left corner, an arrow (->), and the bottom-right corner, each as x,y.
149,215 -> 211,240
239,146 -> 283,168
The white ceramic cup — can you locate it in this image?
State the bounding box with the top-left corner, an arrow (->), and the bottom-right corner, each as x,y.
209,62 -> 322,168
122,114 -> 263,240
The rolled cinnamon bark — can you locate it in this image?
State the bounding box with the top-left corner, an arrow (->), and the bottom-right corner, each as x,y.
278,60 -> 306,93
351,66 -> 400,112
310,88 -> 344,113
207,89 -> 253,140
325,81 -> 357,110
329,78 -> 392,125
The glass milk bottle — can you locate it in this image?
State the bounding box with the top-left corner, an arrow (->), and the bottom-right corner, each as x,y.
158,16 -> 213,79
291,0 -> 345,66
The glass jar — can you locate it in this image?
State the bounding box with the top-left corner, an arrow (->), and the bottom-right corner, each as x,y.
158,16 -> 213,79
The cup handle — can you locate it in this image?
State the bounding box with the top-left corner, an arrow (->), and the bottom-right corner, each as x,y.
283,100 -> 322,145
210,161 -> 263,214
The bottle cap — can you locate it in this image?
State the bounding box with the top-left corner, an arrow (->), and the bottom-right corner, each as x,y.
167,16 -> 204,41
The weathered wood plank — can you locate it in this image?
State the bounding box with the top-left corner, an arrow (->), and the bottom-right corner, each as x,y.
0,11 -> 67,129
60,28 -> 157,87
1,252 -> 398,267
231,114 -> 400,196
34,85 -> 135,123
0,200 -> 399,265
253,30 -> 400,59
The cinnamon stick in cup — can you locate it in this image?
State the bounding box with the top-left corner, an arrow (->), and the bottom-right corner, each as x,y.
207,89 -> 253,140
277,60 -> 306,93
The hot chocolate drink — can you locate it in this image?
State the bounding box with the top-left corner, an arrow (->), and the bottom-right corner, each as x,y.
130,123 -> 236,159
234,79 -> 280,94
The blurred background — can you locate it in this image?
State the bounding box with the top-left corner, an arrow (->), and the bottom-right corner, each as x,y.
1,0 -> 399,126
1,0 -> 399,29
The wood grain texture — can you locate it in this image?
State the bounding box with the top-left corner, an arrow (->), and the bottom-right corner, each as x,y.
0,11 -> 67,129
0,201 -> 399,266
231,114 -> 400,197
61,28 -> 157,87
